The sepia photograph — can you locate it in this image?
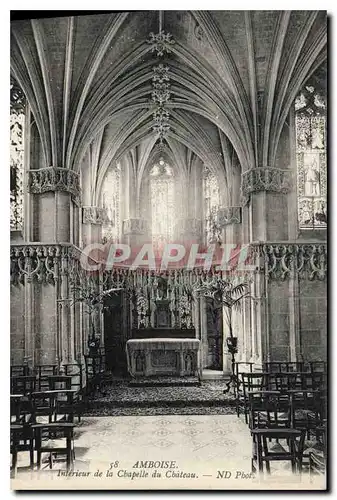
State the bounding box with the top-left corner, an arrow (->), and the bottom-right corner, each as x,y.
9,8 -> 328,491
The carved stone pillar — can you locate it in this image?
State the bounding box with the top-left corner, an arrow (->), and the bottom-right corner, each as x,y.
82,206 -> 106,246
123,218 -> 149,246
200,297 -> 208,371
27,167 -> 81,243
175,218 -> 202,244
217,207 -> 242,244
241,167 -> 292,241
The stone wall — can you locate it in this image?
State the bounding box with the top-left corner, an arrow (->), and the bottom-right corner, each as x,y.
10,285 -> 25,365
298,279 -> 327,361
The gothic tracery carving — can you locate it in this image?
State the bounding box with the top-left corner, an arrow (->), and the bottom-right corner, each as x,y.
82,206 -> 106,225
28,167 -> 81,202
258,243 -> 327,281
240,167 -> 292,205
217,207 -> 242,226
123,218 -> 149,235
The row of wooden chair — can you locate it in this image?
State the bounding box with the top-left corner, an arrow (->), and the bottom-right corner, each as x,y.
11,363 -> 83,390
11,422 -> 75,477
235,366 -> 327,477
10,384 -> 78,477
11,374 -> 84,423
236,371 -> 325,423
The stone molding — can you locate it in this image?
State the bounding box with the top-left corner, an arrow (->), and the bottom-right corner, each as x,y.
82,206 -> 106,225
123,218 -> 149,235
10,242 -> 327,285
28,167 -> 81,202
253,242 -> 327,281
241,167 -> 292,205
10,243 -> 82,286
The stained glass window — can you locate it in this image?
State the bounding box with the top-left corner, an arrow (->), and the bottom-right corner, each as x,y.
102,163 -> 121,242
203,165 -> 220,243
295,80 -> 327,229
10,79 -> 26,230
150,158 -> 175,248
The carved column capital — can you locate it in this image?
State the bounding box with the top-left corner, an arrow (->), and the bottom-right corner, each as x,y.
241,167 -> 292,205
217,207 -> 242,226
123,218 -> 149,235
27,167 -> 81,203
82,206 -> 106,225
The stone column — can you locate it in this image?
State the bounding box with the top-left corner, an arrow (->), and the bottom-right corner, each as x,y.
175,218 -> 202,245
218,206 -> 242,245
241,166 -> 292,242
123,218 -> 149,247
200,297 -> 208,372
240,167 -> 292,363
26,168 -> 81,368
27,166 -> 81,243
82,206 -> 105,246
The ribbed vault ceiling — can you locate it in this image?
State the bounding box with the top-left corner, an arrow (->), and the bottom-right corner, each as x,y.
11,10 -> 327,203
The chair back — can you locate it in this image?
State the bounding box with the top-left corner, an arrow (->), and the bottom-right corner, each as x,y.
263,361 -> 303,373
35,365 -> 58,391
309,361 -> 327,373
249,392 -> 291,430
10,365 -> 30,377
63,363 -> 83,392
301,371 -> 324,391
11,376 -> 36,395
241,373 -> 267,403
48,375 -> 72,391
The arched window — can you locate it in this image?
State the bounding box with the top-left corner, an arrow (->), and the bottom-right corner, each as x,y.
102,163 -> 121,242
10,79 -> 26,230
295,72 -> 327,229
203,165 -> 220,243
150,158 -> 175,247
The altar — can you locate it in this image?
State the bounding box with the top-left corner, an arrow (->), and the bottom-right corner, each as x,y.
126,338 -> 200,378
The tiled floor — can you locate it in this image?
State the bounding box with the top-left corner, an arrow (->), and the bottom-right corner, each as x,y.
11,415 -> 325,490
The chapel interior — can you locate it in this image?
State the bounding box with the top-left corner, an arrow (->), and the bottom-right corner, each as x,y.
10,10 -> 327,486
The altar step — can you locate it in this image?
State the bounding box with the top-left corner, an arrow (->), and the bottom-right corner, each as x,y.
128,376 -> 201,387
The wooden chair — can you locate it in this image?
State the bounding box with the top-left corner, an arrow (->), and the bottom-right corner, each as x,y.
251,428 -> 306,475
10,365 -> 30,377
248,391 -> 291,430
10,423 -> 34,477
263,361 -> 303,373
301,372 -> 324,391
63,364 -> 84,422
48,376 -> 72,391
33,422 -> 75,471
11,376 -> 36,395
31,391 -> 56,423
234,363 -> 254,419
84,355 -> 105,395
63,363 -> 83,392
238,373 -> 268,424
35,365 -> 58,391
308,361 -> 327,373
309,425 -> 326,480
267,372 -> 300,392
